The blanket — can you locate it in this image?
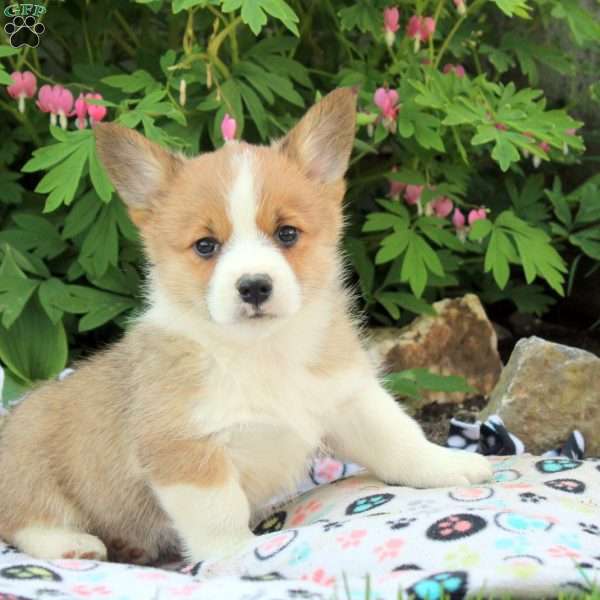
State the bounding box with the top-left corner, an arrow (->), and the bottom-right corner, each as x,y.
0,454 -> 598,599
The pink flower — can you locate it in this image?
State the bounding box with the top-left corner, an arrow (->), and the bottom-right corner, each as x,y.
374,87 -> 399,123
468,207 -> 487,225
443,64 -> 466,78
389,179 -> 406,199
383,6 -> 400,46
7,71 -> 37,113
495,123 -> 508,131
221,113 -> 237,141
452,208 -> 466,229
37,84 -> 73,129
565,128 -> 577,136
539,141 -> 550,153
74,94 -> 87,129
407,16 -> 436,51
431,196 -> 453,217
404,184 -> 423,206
85,93 -> 107,125
454,0 -> 467,15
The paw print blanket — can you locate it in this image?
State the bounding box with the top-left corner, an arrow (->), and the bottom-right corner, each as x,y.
0,454 -> 598,599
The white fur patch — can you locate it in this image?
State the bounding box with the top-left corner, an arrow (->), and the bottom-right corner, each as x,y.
13,526 -> 107,560
205,149 -> 302,325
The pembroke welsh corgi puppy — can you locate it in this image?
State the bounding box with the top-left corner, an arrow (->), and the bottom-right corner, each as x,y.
0,88 -> 492,565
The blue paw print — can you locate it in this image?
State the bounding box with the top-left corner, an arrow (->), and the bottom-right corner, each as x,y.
408,571 -> 468,600
535,458 -> 581,474
345,493 -> 394,515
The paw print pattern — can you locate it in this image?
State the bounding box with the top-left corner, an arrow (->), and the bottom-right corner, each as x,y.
426,514 -> 487,542
336,529 -> 367,549
320,520 -> 344,532
290,500 -> 322,526
580,522 -> 600,536
300,568 -> 335,588
374,538 -> 404,561
386,517 -> 417,530
544,478 -> 586,494
345,493 -> 394,515
407,571 -> 468,600
254,511 -> 287,535
519,492 -> 547,504
535,458 -> 582,474
4,16 -> 45,49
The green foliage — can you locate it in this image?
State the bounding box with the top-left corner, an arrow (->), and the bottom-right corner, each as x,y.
0,0 -> 599,386
385,368 -> 474,401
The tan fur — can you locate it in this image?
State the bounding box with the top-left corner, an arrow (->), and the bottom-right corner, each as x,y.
0,88 -> 492,564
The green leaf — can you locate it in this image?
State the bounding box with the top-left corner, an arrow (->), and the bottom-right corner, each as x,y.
102,69 -> 156,93
88,145 -> 113,202
492,0 -> 532,18
378,292 -> 436,316
468,219 -> 493,241
375,234 -> 409,265
411,368 -> 475,394
0,249 -> 38,328
0,297 -> 68,383
223,0 -> 299,36
492,137 -> 520,172
383,372 -> 421,399
363,212 -> 406,233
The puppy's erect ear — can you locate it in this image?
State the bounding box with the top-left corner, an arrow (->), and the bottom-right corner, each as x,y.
278,88 -> 357,184
95,123 -> 181,218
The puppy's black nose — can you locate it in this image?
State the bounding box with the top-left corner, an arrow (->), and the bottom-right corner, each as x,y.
236,274 -> 273,307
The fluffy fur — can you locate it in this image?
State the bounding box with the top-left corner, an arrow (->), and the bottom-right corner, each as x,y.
0,89 -> 492,564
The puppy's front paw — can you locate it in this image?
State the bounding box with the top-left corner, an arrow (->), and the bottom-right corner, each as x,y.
390,445 -> 493,488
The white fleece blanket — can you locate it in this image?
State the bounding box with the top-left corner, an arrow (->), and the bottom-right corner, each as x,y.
0,454 -> 598,599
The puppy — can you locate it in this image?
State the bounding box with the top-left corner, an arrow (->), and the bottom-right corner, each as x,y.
0,88 -> 492,564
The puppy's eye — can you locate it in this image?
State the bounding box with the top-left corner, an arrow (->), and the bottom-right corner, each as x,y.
276,225 -> 299,247
193,237 -> 220,258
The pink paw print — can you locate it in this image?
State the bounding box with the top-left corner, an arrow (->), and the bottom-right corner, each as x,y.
548,545 -> 580,559
71,585 -> 113,597
438,515 -> 473,537
291,500 -> 322,526
168,583 -> 205,596
336,529 -> 367,549
374,538 -> 404,561
314,458 -> 344,482
301,568 -> 336,587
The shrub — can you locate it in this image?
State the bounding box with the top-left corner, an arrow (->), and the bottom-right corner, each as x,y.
0,0 -> 599,389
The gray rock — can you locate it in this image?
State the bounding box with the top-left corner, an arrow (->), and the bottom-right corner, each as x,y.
481,336 -> 600,454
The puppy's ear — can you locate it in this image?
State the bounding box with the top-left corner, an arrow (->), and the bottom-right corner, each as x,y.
278,88 -> 357,184
95,123 -> 181,221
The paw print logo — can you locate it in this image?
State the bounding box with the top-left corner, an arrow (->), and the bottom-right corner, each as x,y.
519,492 -> 547,504
386,517 -> 416,530
335,529 -> 367,549
544,478 -> 586,494
5,15 -> 45,49
374,538 -> 404,561
580,522 -> 600,536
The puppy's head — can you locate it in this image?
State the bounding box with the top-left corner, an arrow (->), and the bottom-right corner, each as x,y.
96,88 -> 356,334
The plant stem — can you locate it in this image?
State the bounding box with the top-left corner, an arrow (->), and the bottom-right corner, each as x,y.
114,9 -> 141,48
82,15 -> 94,64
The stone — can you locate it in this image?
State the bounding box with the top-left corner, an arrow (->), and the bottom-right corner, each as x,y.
368,294 -> 502,410
481,336 -> 600,455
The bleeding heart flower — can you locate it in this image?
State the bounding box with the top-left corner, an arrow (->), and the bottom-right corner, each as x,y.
431,196 -> 454,217
374,87 -> 400,127
452,208 -> 466,230
37,84 -> 73,129
383,6 -> 400,47
443,64 -> 466,78
221,113 -> 237,141
404,185 -> 423,206
454,0 -> 467,15
407,16 -> 436,51
389,180 -> 406,199
85,93 -> 107,126
7,71 -> 37,113
468,207 -> 487,225
74,94 -> 87,129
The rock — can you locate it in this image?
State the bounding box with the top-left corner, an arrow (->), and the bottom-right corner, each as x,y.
481,336 -> 600,455
368,294 -> 502,410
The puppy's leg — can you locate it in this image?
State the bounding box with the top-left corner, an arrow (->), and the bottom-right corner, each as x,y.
327,378 -> 492,488
13,526 -> 107,560
143,439 -> 255,563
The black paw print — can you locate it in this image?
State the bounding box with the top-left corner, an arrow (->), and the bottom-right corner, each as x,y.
316,519 -> 344,532
387,516 -> 417,530
4,15 -> 45,49
519,492 -> 547,504
579,522 -> 600,536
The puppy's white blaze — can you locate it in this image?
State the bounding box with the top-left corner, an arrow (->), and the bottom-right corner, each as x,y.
206,149 -> 302,325
227,150 -> 259,240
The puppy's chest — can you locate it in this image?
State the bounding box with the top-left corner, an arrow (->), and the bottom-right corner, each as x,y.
193,359 -> 341,502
